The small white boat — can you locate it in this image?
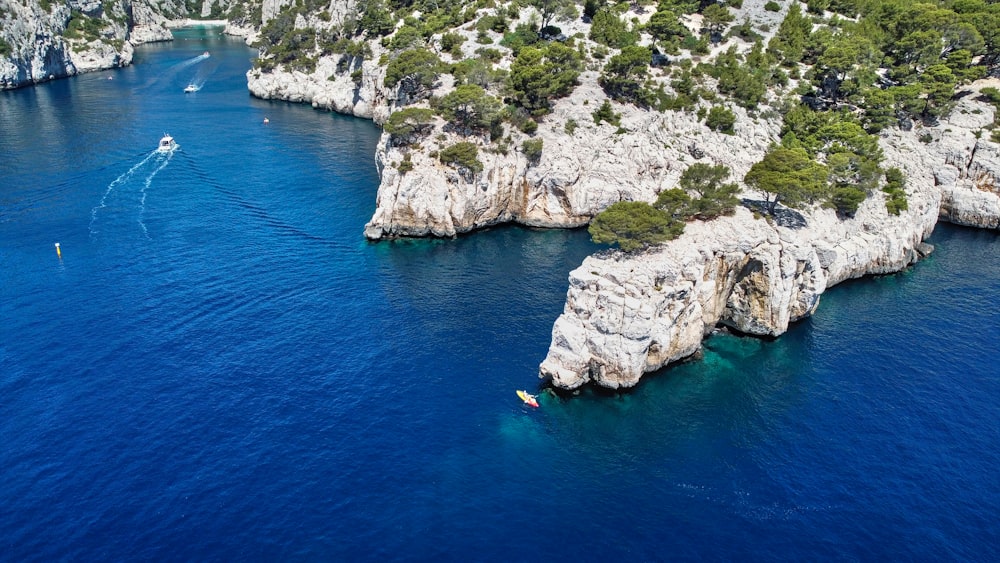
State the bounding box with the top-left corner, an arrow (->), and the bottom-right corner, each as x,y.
184,84 -> 197,93
157,134 -> 177,152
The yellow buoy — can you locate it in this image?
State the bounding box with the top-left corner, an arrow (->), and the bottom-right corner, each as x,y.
55,242 -> 61,258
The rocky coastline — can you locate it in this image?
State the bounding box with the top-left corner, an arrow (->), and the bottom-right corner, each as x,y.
248,53 -> 1000,390
539,84 -> 1000,389
8,0 -> 1000,392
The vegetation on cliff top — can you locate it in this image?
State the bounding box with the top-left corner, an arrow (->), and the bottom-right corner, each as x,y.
247,0 -> 1000,247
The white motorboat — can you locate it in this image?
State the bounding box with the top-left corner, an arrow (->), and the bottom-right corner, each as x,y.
157,134 -> 177,152
184,84 -> 197,93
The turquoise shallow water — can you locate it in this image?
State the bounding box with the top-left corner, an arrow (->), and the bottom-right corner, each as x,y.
2,28 -> 999,560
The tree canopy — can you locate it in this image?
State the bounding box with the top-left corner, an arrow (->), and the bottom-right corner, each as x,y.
676,163 -> 740,219
434,84 -> 501,137
384,49 -> 442,102
589,201 -> 685,252
744,147 -> 828,214
506,43 -> 581,115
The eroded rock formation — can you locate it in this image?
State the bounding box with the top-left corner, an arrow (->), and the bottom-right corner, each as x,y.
539,84 -> 1000,390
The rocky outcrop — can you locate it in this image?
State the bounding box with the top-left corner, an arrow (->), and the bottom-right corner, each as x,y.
247,32 -> 999,390
539,157 -> 940,390
933,85 -> 1000,230
247,55 -> 388,121
537,81 -> 1000,390
363,74 -> 782,239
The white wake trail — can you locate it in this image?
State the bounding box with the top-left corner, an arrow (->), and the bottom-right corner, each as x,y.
138,150 -> 174,239
89,151 -> 158,236
175,53 -> 210,70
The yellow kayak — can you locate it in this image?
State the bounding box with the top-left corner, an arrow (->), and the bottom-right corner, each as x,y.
517,389 -> 539,408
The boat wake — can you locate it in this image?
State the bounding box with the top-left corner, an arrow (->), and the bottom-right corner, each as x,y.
90,149 -> 174,239
138,150 -> 175,238
184,59 -> 218,93
136,53 -> 211,91
176,52 -> 210,70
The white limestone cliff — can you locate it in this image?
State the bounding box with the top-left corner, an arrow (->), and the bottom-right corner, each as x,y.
538,187 -> 938,390
363,73 -> 782,239
0,0 -> 185,89
538,82 -> 1000,390
0,0 -> 245,89
246,55 -> 388,121
236,8 -> 1000,388
244,32 -> 1000,390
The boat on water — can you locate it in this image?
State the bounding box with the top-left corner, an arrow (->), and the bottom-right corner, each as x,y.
516,390 -> 539,408
184,84 -> 197,93
157,134 -> 177,152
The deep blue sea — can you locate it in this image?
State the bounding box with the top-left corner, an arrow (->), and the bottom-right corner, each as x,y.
2,28 -> 999,560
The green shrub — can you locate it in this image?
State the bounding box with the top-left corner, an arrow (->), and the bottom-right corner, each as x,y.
506,43 -> 581,115
589,8 -> 636,48
672,162 -> 740,219
705,106 -> 736,134
598,45 -> 651,104
65,11 -> 107,41
475,47 -> 503,62
441,32 -> 465,55
500,24 -> 540,54
522,138 -> 543,164
589,201 -> 685,252
384,107 -> 436,145
439,142 -> 484,175
564,118 -> 578,135
764,1 -> 780,11
476,14 -> 508,34
397,153 -> 414,174
806,0 -> 830,14
883,167 -> 908,215
357,0 -> 394,36
593,100 -> 621,126
389,25 -> 424,51
831,185 -> 867,216
433,84 -> 501,136
384,49 -> 442,99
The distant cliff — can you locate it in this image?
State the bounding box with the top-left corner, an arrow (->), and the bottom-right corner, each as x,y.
0,0 -> 247,89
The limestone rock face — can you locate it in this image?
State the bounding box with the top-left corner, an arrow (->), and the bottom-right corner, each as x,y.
130,2 -> 176,44
538,78 -> 1000,390
540,189 -> 938,390
910,81 -> 1000,230
246,55 -> 388,121
362,74 -> 781,239
0,0 -> 185,89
